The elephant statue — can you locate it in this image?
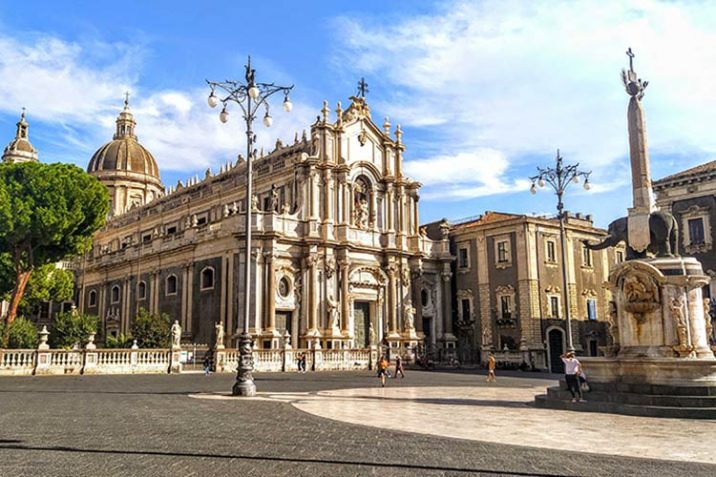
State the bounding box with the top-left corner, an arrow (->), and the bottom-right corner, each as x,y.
582,211 -> 678,260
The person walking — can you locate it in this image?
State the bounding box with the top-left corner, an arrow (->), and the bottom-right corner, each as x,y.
561,352 -> 584,402
297,352 -> 303,373
203,350 -> 214,376
377,355 -> 389,387
394,354 -> 405,379
486,352 -> 496,383
299,352 -> 307,373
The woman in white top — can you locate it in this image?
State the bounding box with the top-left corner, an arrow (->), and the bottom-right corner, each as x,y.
561,352 -> 584,402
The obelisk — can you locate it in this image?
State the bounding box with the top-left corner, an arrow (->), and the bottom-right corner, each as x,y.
624,48 -> 654,254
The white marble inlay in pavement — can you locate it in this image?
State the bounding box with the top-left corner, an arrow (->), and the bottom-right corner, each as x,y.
290,386 -> 716,464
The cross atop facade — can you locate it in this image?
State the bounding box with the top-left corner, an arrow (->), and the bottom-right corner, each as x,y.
124,91 -> 130,109
626,47 -> 635,72
357,77 -> 369,98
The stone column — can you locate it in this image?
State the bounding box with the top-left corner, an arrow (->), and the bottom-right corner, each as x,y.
386,185 -> 394,231
340,260 -> 351,335
306,255 -> 318,334
388,266 -> 398,334
442,271 -> 455,343
265,251 -> 276,332
186,262 -> 194,335
226,252 -> 235,340
220,256 -> 228,328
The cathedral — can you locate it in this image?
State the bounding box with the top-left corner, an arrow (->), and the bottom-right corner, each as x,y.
76,93 -> 454,351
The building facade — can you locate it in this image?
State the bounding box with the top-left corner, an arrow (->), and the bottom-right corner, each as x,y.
653,161 -> 716,298
441,211 -> 622,372
77,94 -> 453,351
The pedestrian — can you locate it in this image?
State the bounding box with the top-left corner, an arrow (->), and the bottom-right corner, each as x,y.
377,355 -> 389,387
561,352 -> 584,402
394,354 -> 405,379
203,350 -> 214,376
297,352 -> 303,372
486,352 -> 496,382
300,352 -> 307,373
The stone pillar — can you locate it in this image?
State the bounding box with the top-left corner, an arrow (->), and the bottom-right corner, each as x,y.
220,255 -> 228,328
387,266 -> 398,334
226,253 -> 235,340
340,260 -> 351,335
265,252 -> 276,332
442,271 -> 455,347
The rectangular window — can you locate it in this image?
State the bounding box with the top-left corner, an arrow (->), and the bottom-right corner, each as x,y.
497,241 -> 509,263
458,248 -> 469,268
461,299 -> 471,321
689,218 -> 705,245
166,226 -> 177,235
196,216 -> 207,226
583,246 -> 592,267
546,240 -> 556,262
616,250 -> 624,263
500,296 -> 511,318
550,296 -> 560,318
587,298 -> 597,321
142,234 -> 152,243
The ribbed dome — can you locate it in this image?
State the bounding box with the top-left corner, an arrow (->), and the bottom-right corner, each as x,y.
88,138 -> 160,178
87,96 -> 162,184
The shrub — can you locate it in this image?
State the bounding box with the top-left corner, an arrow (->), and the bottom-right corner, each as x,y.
0,317 -> 39,349
130,308 -> 170,348
105,332 -> 132,349
51,311 -> 98,349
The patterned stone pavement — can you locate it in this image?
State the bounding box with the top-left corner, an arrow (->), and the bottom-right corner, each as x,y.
0,370 -> 714,477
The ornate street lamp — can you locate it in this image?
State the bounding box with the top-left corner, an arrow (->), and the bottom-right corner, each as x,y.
530,150 -> 591,353
207,56 -> 293,396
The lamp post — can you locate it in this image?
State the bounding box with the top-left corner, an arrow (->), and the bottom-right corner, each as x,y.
530,150 -> 591,353
207,57 -> 293,396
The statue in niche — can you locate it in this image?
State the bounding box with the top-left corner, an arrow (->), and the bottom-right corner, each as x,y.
403,304 -> 416,332
269,184 -> 279,212
353,177 -> 370,229
369,323 -> 377,345
251,194 -> 259,212
327,295 -> 340,332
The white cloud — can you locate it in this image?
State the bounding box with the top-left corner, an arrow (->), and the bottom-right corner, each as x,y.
0,33 -> 314,178
335,0 -> 716,200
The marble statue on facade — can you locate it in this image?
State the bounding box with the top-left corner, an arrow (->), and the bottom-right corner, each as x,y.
327,295 -> 340,334
354,198 -> 369,229
269,184 -> 279,212
368,323 -> 377,346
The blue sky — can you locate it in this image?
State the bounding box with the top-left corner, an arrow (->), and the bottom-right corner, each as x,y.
1,0 -> 715,228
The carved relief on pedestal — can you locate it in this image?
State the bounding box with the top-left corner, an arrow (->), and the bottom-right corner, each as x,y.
605,300 -> 620,356
704,298 -> 714,344
671,295 -> 696,358
621,271 -> 660,322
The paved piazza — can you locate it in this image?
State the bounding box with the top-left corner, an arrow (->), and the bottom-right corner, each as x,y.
1,370 -> 715,477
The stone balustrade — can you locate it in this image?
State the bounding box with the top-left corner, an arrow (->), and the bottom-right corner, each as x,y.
1,346 -> 375,376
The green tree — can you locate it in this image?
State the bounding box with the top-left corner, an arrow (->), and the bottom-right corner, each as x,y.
130,308 -> 171,348
0,262 -> 74,317
50,311 -> 98,349
0,162 -> 108,345
0,317 -> 39,349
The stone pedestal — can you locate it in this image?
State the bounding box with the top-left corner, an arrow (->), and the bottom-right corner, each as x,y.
170,344 -> 182,374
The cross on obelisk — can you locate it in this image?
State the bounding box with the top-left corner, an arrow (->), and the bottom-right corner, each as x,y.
124,91 -> 130,109
357,77 -> 369,98
624,47 -> 654,254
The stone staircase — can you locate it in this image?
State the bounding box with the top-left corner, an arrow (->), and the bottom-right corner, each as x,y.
534,380 -> 716,419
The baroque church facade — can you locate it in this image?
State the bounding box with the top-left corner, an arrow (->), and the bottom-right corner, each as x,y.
77,94 -> 454,351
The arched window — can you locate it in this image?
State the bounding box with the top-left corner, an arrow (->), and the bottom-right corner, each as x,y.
110,285 -> 120,304
166,275 -> 178,296
138,281 -> 147,300
88,290 -> 97,308
201,267 -> 215,291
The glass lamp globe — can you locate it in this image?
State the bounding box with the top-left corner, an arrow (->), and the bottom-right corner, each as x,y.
263,113 -> 273,127
583,180 -> 591,191
538,178 -> 545,188
208,92 -> 219,108
530,183 -> 537,195
572,175 -> 580,184
283,97 -> 293,113
248,86 -> 260,99
219,107 -> 229,123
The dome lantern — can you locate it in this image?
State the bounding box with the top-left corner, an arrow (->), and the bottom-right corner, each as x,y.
2,108 -> 39,164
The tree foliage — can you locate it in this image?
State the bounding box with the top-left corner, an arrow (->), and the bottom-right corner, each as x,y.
0,162 -> 108,344
0,317 -> 39,349
105,332 -> 132,349
130,308 -> 171,348
0,262 -> 75,316
50,311 -> 98,349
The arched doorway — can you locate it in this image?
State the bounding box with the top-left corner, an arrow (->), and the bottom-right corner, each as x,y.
547,327 -> 565,373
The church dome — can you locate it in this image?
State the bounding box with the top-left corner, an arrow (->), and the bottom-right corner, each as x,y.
88,96 -> 164,217
87,96 -> 162,186
2,110 -> 39,163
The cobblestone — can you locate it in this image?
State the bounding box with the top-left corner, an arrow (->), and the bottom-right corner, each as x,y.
0,370 -> 714,477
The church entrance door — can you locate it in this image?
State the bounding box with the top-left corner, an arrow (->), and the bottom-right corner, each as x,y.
353,301 -> 371,348
548,328 -> 565,373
